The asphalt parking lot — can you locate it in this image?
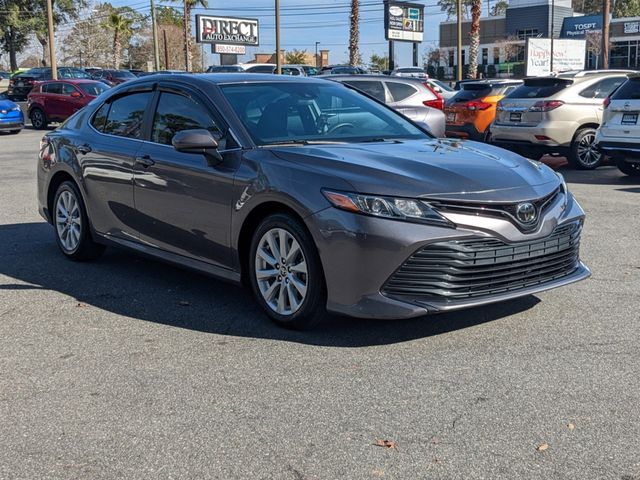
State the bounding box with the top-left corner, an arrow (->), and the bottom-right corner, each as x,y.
1,128 -> 639,479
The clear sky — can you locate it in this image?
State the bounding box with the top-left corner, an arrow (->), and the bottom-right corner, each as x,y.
110,0 -> 452,67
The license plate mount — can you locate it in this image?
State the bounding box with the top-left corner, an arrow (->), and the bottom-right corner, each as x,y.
510,112 -> 522,122
621,113 -> 638,125
446,112 -> 456,122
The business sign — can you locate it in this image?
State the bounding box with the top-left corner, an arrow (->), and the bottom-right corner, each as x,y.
214,44 -> 246,55
561,15 -> 602,38
624,21 -> 640,34
526,38 -> 586,76
196,15 -> 259,46
384,1 -> 424,42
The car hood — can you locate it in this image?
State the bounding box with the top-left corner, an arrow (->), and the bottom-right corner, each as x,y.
0,99 -> 19,110
271,138 -> 561,202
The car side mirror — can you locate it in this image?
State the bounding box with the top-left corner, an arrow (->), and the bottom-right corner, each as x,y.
70,91 -> 82,98
172,129 -> 223,164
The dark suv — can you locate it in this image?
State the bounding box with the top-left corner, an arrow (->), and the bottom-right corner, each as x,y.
8,67 -> 91,100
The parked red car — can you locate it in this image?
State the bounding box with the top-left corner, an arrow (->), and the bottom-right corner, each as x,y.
27,80 -> 109,129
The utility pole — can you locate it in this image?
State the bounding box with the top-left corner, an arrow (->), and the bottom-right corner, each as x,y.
315,42 -> 320,68
456,0 -> 462,81
150,0 -> 160,71
275,0 -> 281,74
550,0 -> 555,73
163,29 -> 170,70
602,0 -> 610,69
46,0 -> 57,80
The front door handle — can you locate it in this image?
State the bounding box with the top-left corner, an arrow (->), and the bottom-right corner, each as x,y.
135,155 -> 155,168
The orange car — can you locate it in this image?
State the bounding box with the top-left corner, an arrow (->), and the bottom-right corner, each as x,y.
444,80 -> 522,141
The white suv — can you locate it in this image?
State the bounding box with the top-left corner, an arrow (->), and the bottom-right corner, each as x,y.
595,75 -> 640,177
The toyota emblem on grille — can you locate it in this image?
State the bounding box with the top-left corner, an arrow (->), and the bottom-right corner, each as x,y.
516,203 -> 537,224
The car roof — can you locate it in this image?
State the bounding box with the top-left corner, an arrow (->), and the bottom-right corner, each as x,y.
118,73 -> 333,86
328,74 -> 422,82
37,79 -> 103,84
462,79 -> 523,87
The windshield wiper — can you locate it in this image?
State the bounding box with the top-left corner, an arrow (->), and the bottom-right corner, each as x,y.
359,138 -> 403,143
263,139 -> 348,146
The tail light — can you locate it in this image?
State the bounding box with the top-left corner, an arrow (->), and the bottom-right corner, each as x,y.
603,97 -> 611,109
529,100 -> 564,112
423,83 -> 444,110
463,100 -> 491,111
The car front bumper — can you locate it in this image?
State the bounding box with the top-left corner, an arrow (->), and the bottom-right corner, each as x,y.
0,117 -> 24,131
308,193 -> 589,319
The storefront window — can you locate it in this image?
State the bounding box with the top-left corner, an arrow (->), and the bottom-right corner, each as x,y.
611,41 -> 639,69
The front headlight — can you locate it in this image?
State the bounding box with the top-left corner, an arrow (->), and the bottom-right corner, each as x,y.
322,190 -> 455,227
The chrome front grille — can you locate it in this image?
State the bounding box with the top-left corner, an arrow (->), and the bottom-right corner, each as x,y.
427,187 -> 562,232
382,222 -> 581,301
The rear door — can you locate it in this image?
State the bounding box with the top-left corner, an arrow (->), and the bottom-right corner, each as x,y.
132,85 -> 239,268
341,80 -> 388,103
81,87 -> 155,239
495,79 -> 571,127
42,82 -> 64,120
601,77 -> 640,138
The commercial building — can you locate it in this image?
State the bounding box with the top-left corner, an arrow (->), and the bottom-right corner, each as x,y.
438,0 -> 640,75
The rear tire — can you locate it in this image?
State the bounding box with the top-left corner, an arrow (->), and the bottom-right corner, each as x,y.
249,213 -> 326,330
569,128 -> 602,169
30,108 -> 48,130
53,181 -> 105,261
615,157 -> 640,177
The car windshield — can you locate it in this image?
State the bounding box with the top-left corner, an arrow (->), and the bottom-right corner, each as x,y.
60,69 -> 91,79
112,70 -> 135,78
220,82 -> 428,146
78,82 -> 110,96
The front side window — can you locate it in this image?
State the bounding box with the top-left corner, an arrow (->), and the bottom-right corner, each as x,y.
61,83 -> 77,96
220,82 -> 427,146
100,91 -> 152,139
151,92 -> 221,145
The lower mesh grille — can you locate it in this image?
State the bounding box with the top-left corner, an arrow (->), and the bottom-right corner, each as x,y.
382,222 -> 581,300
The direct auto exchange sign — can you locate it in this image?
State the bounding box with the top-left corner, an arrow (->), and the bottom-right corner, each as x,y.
196,15 -> 259,46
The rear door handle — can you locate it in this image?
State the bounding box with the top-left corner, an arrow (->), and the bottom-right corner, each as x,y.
135,155 -> 155,168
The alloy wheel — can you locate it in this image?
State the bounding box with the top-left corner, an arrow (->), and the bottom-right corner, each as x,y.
254,228 -> 308,316
576,132 -> 601,167
31,110 -> 44,129
55,190 -> 82,252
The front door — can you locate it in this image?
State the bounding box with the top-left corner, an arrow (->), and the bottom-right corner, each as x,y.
132,88 -> 238,269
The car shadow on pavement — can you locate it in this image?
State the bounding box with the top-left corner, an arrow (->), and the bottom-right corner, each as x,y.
556,165 -> 640,186
0,222 -> 540,347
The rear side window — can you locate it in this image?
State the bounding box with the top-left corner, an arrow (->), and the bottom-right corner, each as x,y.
151,92 -> 221,145
507,81 -> 569,99
580,77 -> 626,99
91,103 -> 110,131
612,78 -> 640,100
98,91 -> 152,139
344,80 -> 386,102
386,82 -> 418,102
43,83 -> 62,94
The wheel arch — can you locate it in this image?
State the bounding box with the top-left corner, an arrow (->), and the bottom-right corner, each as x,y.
47,171 -> 81,225
236,201 -> 311,284
572,123 -> 600,142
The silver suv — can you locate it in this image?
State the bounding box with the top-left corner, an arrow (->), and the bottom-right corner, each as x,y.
595,75 -> 640,176
491,73 -> 629,168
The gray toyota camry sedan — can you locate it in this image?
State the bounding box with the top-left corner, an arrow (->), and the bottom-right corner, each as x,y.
37,74 -> 590,329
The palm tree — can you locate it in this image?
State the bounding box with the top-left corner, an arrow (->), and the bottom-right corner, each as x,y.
349,0 -> 360,66
468,0 -> 482,78
181,0 -> 208,72
104,10 -> 134,69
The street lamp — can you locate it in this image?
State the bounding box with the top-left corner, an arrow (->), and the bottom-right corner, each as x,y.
315,42 -> 320,68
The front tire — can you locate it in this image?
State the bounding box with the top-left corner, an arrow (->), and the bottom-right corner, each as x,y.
53,181 -> 105,261
615,156 -> 640,177
569,128 -> 602,169
30,108 -> 48,130
249,213 -> 326,329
